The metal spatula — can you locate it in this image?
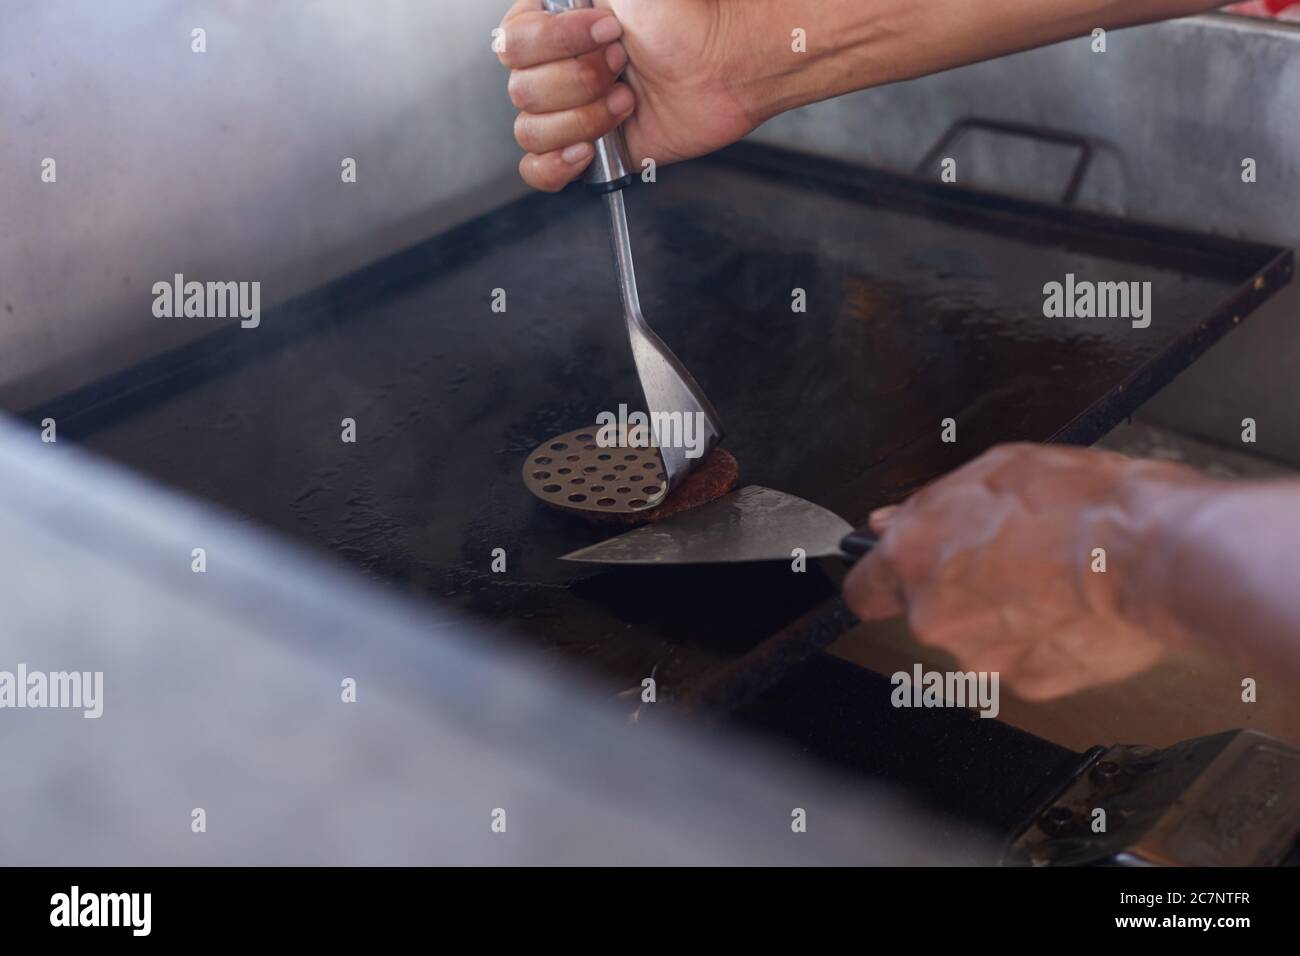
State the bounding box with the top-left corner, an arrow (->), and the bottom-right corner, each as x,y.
542,0 -> 724,492
561,485 -> 879,565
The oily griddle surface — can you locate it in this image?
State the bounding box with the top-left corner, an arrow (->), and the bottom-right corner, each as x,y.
38,143 -> 1290,708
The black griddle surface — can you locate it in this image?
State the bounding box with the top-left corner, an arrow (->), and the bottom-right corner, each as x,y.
736,652 -> 1090,860
29,143 -> 1292,708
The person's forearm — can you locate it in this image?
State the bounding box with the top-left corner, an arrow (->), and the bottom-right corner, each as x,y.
725,0 -> 1223,123
1124,478 -> 1300,677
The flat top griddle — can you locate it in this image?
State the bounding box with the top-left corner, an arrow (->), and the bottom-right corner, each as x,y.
29,143 -> 1292,710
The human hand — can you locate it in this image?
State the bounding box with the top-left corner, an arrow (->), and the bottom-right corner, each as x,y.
843,443 -> 1214,700
496,0 -> 761,191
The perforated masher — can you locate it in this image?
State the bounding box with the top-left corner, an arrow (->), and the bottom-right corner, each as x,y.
537,0 -> 724,500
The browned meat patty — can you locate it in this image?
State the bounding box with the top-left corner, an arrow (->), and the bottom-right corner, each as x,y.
554,448 -> 739,526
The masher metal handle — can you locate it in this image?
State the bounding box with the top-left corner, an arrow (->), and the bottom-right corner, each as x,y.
541,0 -> 635,192
541,0 -> 723,494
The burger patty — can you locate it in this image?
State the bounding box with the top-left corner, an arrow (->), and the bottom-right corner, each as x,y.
555,447 -> 739,526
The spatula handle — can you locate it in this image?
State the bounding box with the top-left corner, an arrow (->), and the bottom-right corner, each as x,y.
839,525 -> 879,559
541,0 -> 636,192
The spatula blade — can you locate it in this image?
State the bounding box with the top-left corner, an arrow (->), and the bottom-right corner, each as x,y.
560,485 -> 852,565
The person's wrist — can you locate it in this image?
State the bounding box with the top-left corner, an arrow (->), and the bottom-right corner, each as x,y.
1097,462 -> 1218,645
711,0 -> 787,126
716,0 -> 1228,132
712,0 -> 873,126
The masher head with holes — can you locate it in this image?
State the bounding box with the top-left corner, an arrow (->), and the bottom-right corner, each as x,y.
523,426 -> 670,515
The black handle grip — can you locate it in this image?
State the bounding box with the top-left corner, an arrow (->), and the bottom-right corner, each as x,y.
839,524 -> 878,559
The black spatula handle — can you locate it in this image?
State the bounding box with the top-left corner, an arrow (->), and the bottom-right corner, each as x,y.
839,525 -> 879,559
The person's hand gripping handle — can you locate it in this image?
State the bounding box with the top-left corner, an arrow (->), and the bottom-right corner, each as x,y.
540,0 -> 635,192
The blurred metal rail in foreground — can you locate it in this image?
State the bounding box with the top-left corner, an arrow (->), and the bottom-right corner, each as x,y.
0,415 -> 972,865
